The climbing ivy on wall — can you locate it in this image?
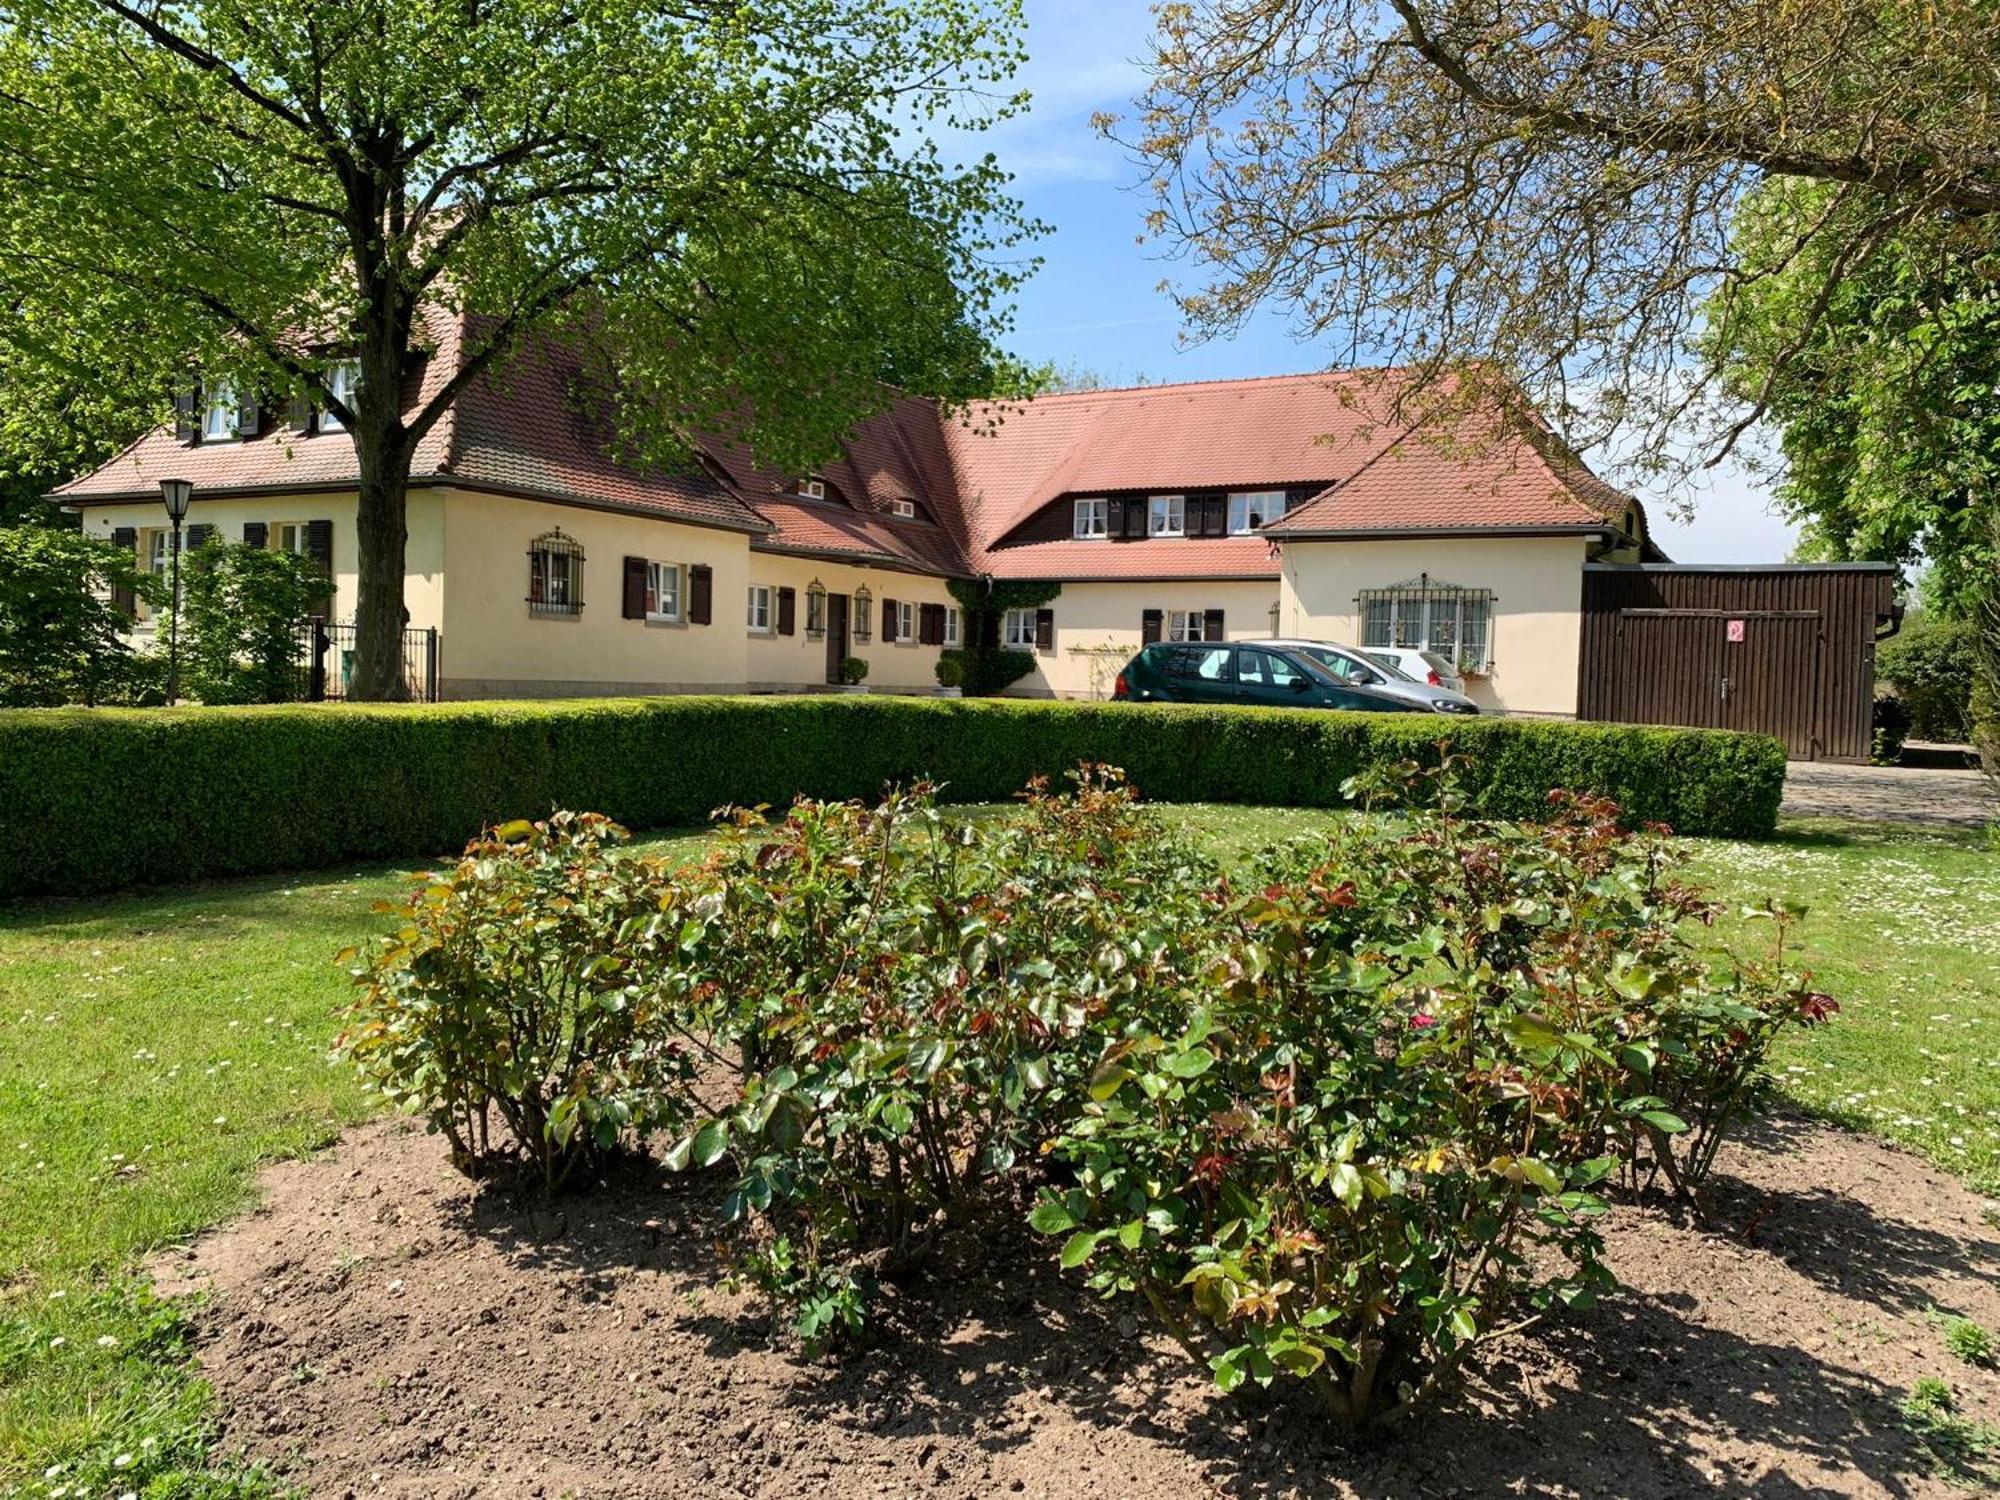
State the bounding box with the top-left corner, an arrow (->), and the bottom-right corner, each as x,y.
945,578 -> 1063,695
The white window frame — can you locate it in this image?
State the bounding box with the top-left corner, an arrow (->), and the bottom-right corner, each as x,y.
1227,490 -> 1287,535
943,606 -> 961,647
1072,497 -> 1108,539
1002,607 -> 1036,648
272,522 -> 309,555
800,478 -> 827,500
645,561 -> 682,622
317,361 -> 362,433
746,584 -> 774,633
894,600 -> 915,644
1168,608 -> 1209,643
1148,494 -> 1186,537
890,497 -> 916,519
146,528 -> 175,578
202,380 -> 238,442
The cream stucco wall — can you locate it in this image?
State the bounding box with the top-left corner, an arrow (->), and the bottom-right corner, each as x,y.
1007,580 -> 1285,699
434,490 -> 754,697
74,489 -> 446,641
744,551 -> 960,693
1277,535 -> 1590,715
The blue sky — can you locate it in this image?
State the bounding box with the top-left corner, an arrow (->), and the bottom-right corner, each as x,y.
971,1 -> 1798,564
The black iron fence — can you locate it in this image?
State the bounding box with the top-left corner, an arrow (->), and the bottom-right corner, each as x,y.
294,620 -> 440,702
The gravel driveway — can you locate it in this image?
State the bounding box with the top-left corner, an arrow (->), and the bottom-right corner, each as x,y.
1782,760 -> 1996,829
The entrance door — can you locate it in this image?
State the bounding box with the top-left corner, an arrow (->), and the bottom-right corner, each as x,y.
825,594 -> 850,685
1611,612 -> 1823,753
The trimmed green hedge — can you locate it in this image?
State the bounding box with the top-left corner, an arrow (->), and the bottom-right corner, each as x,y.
0,697 -> 1787,898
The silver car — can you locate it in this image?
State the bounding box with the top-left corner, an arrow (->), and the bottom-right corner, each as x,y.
1247,638 -> 1480,715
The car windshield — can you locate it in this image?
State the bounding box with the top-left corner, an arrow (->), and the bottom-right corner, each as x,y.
1357,650 -> 1418,682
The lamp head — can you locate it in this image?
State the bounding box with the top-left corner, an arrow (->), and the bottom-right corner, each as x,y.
159,478 -> 194,522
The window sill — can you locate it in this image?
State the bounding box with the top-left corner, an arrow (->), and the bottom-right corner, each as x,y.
528,607 -> 582,621
643,615 -> 685,629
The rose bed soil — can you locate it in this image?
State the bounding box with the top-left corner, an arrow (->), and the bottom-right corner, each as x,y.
155,1117 -> 2000,1499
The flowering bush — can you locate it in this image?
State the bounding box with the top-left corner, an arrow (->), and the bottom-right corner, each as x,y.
1028,786 -> 1833,1427
665,769 -> 1221,1346
338,811 -> 712,1190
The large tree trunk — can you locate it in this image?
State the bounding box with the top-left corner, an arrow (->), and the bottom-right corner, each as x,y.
350,426 -> 415,701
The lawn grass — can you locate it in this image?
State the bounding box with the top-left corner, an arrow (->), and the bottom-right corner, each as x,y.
0,807 -> 1992,1492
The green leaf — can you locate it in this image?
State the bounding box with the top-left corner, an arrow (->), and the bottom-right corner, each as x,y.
1639,1109 -> 1689,1134
1059,1230 -> 1108,1269
1449,1307 -> 1477,1341
1211,1349 -> 1247,1394
1165,1048 -> 1214,1079
692,1119 -> 729,1168
1517,1157 -> 1562,1193
1027,1199 -> 1077,1235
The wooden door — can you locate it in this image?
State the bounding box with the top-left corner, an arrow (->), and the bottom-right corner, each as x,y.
1603,610 -> 1824,754
824,594 -> 849,685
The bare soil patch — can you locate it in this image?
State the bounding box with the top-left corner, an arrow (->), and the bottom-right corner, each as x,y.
157,1117 -> 2000,1499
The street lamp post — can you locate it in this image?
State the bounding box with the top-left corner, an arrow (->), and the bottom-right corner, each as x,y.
159,478 -> 193,705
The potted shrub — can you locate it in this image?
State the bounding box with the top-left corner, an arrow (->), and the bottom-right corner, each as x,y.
836,655 -> 869,693
934,654 -> 964,698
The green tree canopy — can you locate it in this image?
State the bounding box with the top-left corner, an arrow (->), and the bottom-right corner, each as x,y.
1709,183 -> 2000,617
0,523 -> 156,704
0,0 -> 1039,696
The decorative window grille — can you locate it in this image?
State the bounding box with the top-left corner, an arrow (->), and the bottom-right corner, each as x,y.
527,529 -> 585,615
1357,576 -> 1493,670
851,584 -> 873,643
805,578 -> 827,640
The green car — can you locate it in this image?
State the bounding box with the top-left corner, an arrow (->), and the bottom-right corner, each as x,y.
1112,641 -> 1430,712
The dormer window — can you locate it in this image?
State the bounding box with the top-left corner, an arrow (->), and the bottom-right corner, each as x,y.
1228,490 -> 1288,535
1072,498 -> 1108,538
1148,494 -> 1186,537
202,381 -> 238,442
800,477 -> 827,500
318,361 -> 361,433
890,497 -> 916,519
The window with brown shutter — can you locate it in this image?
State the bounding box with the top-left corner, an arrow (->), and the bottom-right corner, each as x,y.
110,527 -> 137,616
1121,498 -> 1147,539
1105,496 -> 1125,537
1204,608 -> 1226,641
185,524 -> 214,555
173,389 -> 200,444
242,522 -> 268,548
622,556 -> 647,619
1035,608 -> 1054,651
688,564 -> 713,624
1199,495 -> 1227,537
882,596 -> 898,643
1142,608 -> 1163,644
304,519 -> 335,616
777,586 -> 796,636
919,602 -> 944,645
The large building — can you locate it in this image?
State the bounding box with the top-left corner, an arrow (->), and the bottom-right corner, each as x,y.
60,311 -> 1659,714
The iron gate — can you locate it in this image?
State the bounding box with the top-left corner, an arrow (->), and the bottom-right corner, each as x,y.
294,620 -> 440,702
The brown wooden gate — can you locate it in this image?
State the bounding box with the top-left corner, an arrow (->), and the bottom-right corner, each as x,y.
1578,565 -> 1899,762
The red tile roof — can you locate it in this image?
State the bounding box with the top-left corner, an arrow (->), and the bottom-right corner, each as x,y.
56,312 -> 770,536
59,315 -> 1631,579
975,536 -> 1281,581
